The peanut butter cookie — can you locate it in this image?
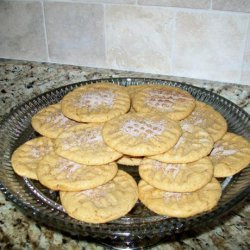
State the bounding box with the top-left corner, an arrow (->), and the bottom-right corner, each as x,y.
102,113 -> 182,156
210,132 -> 250,177
11,137 -> 54,180
55,124 -> 122,165
138,178 -> 221,218
61,83 -> 130,122
60,170 -> 138,223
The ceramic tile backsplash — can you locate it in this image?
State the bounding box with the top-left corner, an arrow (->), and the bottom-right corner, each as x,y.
1,0 -> 250,85
173,11 -> 249,82
45,0 -> 136,3
0,0 -> 48,61
212,0 -> 250,13
241,24 -> 250,85
105,5 -> 174,74
44,2 -> 106,67
138,0 -> 211,9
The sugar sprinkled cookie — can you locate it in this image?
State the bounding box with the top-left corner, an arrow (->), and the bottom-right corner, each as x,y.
181,101 -> 227,142
11,137 -> 54,180
55,123 -> 122,165
37,152 -> 118,191
102,113 -> 182,156
132,85 -> 196,120
209,132 -> 250,177
139,157 -> 213,192
150,124 -> 214,163
31,103 -> 79,138
138,178 -> 221,218
60,170 -> 138,223
61,83 -> 130,122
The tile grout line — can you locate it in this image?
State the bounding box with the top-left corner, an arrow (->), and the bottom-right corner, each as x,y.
122,4 -> 249,16
239,16 -> 250,84
41,0 -> 50,62
209,0 -> 213,10
40,1 -> 247,16
45,0 -> 135,6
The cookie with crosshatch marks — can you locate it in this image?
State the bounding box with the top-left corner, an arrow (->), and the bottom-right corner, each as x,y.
209,132 -> 250,177
102,113 -> 182,156
55,123 -> 122,165
139,157 -> 213,192
60,170 -> 138,223
31,103 -> 79,138
150,124 -> 214,163
61,83 -> 130,123
181,101 -> 227,142
11,137 -> 54,180
138,178 -> 221,218
126,84 -> 152,99
132,85 -> 196,120
37,152 -> 118,191
117,155 -> 143,166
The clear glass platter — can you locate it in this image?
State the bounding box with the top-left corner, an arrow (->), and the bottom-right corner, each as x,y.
0,78 -> 249,249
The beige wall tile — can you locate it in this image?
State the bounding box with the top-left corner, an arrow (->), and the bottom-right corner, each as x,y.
7,0 -> 42,2
241,23 -> 250,85
44,2 -> 105,67
212,0 -> 250,13
102,0 -> 136,3
138,0 -> 210,9
0,1 -> 48,61
45,0 -> 136,3
105,5 -> 174,74
173,11 -> 249,83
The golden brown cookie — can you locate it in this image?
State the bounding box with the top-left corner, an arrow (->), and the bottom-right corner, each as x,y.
11,137 -> 54,180
31,103 -> 79,138
117,155 -> 143,166
150,125 -> 214,163
55,123 -> 122,165
138,178 -> 221,218
132,85 -> 196,120
139,157 -> 213,192
128,106 -> 136,113
60,170 -> 138,223
37,152 -> 118,191
102,112 -> 182,156
181,101 -> 227,142
61,83 -> 130,122
126,84 -> 151,99
209,132 -> 250,177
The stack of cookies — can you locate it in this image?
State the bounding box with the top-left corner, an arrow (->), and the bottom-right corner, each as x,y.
11,82 -> 250,223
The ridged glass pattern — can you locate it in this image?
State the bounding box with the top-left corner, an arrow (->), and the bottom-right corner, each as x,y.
0,78 -> 249,247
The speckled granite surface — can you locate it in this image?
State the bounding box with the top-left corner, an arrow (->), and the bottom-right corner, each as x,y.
0,59 -> 249,249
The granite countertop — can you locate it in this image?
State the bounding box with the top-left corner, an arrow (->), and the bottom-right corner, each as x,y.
0,59 -> 249,249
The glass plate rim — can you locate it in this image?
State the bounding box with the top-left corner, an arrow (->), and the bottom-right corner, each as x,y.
0,77 -> 249,237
